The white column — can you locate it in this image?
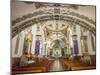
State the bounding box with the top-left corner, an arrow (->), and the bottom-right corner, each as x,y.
28,41 -> 31,54
68,28 -> 73,55
39,40 -> 42,56
41,37 -> 45,56
12,35 -> 18,57
66,31 -> 71,55
87,31 -> 95,55
31,36 -> 35,54
93,34 -> 96,52
45,42 -> 48,56
76,25 -> 82,56
66,44 -> 71,55
18,31 -> 25,57
80,39 -> 85,54
12,31 -> 25,57
12,32 -> 24,57
43,41 -> 47,56
31,25 -> 36,55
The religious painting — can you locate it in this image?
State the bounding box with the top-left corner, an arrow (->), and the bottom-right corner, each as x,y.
11,0 -> 96,74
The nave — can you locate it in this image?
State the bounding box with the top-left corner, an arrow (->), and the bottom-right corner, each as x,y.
11,1 -> 96,74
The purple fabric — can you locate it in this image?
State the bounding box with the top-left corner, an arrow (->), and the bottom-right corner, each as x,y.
73,40 -> 79,54
35,40 -> 40,55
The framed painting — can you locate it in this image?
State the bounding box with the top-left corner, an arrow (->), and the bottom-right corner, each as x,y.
11,0 -> 96,74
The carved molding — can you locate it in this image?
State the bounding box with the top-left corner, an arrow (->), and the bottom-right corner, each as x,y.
12,8 -> 95,26
12,14 -> 96,38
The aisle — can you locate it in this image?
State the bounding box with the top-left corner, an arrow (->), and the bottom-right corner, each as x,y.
49,59 -> 64,72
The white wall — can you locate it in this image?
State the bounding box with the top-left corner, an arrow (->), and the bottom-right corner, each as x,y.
12,31 -> 25,57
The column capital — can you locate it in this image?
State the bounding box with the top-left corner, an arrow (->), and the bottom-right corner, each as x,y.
80,35 -> 87,39
72,34 -> 77,40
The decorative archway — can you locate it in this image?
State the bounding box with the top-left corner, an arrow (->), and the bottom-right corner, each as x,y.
49,38 -> 66,57
12,7 -> 96,38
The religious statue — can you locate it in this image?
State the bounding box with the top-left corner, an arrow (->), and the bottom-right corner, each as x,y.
23,30 -> 33,55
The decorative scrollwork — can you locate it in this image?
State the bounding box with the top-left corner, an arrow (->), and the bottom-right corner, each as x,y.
12,15 -> 95,38
12,8 -> 95,26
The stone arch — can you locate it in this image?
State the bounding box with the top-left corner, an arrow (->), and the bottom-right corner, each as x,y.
49,38 -> 66,57
12,8 -> 96,38
50,38 -> 66,49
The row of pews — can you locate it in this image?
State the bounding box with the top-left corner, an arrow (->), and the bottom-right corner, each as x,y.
60,58 -> 96,71
12,57 -> 54,74
12,56 -> 96,74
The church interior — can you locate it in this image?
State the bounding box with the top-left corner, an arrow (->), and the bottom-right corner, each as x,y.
11,0 -> 96,74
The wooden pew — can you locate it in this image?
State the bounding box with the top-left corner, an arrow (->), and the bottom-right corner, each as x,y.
60,59 -> 96,71
12,66 -> 45,74
71,66 -> 96,70
12,58 -> 54,74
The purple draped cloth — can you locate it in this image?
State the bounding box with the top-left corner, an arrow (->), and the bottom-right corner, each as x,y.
73,40 -> 79,54
35,40 -> 40,55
